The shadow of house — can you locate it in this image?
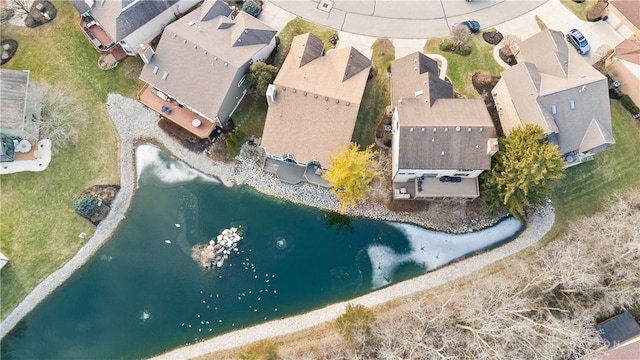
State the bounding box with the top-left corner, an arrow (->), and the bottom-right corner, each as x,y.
0,69 -> 41,162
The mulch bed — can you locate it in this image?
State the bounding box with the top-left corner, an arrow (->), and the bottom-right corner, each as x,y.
158,118 -> 213,153
1,39 -> 18,65
25,1 -> 57,28
472,72 -> 504,137
482,31 -> 504,45
499,45 -> 517,66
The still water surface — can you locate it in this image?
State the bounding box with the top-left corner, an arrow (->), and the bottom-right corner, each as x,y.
1,145 -> 523,359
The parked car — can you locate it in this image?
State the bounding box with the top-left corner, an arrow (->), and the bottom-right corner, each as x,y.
566,28 -> 591,55
454,20 -> 480,33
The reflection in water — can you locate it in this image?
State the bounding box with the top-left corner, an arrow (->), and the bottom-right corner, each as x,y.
323,210 -> 354,234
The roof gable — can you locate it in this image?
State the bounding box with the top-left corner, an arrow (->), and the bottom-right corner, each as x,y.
519,29 -> 569,78
231,12 -> 277,47
391,52 -> 453,106
616,39 -> 640,65
579,117 -> 615,153
329,47 -> 372,82
610,0 -> 640,31
291,33 -> 324,67
200,0 -> 232,21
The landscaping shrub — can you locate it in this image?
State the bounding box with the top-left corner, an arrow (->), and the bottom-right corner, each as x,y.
454,44 -> 472,56
587,0 -> 607,21
335,303 -> 376,345
242,0 -> 262,17
440,40 -> 454,52
238,340 -> 279,360
73,193 -> 99,219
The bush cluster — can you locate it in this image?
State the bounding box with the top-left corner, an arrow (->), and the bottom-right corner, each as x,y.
439,40 -> 472,56
620,95 -> 640,115
73,193 -> 99,219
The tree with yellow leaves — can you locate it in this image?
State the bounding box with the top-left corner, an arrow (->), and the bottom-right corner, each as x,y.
323,143 -> 381,211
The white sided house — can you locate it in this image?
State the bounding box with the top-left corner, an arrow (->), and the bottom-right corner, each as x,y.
391,52 -> 497,199
71,0 -> 200,60
137,0 -> 276,139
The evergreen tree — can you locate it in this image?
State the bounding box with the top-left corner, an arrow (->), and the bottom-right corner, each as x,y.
242,0 -> 262,18
323,143 -> 381,211
481,124 -> 565,221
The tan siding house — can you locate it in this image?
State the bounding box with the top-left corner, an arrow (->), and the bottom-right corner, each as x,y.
607,39 -> 640,106
260,33 -> 371,168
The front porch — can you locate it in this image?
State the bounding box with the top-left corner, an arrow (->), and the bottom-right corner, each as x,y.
263,157 -> 331,188
138,84 -> 218,139
393,176 -> 480,199
79,17 -> 127,61
564,152 -> 595,168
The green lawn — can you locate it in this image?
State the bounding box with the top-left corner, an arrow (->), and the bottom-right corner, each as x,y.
546,100 -> 640,241
351,39 -> 394,148
226,18 -> 338,156
560,0 -> 598,21
424,35 -> 503,98
0,1 -> 142,319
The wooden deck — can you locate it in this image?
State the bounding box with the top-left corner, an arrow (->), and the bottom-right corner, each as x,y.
80,19 -> 127,61
138,85 -> 217,139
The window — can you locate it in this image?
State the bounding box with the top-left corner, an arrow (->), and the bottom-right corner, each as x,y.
238,76 -> 245,87
551,105 -> 557,115
570,100 -> 575,110
454,173 -> 469,177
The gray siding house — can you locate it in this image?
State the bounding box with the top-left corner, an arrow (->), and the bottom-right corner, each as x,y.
492,29 -> 614,167
138,0 -> 276,139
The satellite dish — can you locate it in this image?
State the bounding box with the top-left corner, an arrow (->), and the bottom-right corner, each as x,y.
192,119 -> 201,127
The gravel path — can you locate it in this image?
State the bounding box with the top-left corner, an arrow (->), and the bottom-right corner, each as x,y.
0,94 -> 555,344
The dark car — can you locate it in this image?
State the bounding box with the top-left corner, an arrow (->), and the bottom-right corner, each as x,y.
455,20 -> 480,33
566,28 -> 591,55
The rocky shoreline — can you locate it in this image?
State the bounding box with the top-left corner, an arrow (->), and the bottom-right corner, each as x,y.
0,93 -> 543,341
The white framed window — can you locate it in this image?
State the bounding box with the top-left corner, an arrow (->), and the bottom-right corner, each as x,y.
238,75 -> 245,87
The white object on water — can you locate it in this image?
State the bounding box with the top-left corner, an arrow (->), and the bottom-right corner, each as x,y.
175,224 -> 181,228
165,240 -> 172,244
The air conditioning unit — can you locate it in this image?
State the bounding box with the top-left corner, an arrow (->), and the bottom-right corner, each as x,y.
266,84 -> 276,103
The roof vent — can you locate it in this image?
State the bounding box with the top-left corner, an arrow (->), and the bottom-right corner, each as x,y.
421,128 -> 425,131
224,62 -> 228,66
292,89 -> 296,93
172,33 -> 176,38
444,128 -> 448,132
204,51 -> 207,55
415,89 -> 424,97
433,128 -> 436,132
346,102 -> 350,106
580,74 -> 585,78
193,45 -> 197,49
183,39 -> 187,43
214,56 -> 217,60
188,21 -> 195,26
468,128 -> 471,132
431,138 -> 435,142
441,151 -> 445,156
325,97 -> 328,101
455,126 -> 461,132
479,127 -> 483,132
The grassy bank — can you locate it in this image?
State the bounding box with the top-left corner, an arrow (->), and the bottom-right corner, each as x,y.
424,34 -> 502,98
351,39 -> 394,148
0,1 -> 142,319
546,99 -> 640,240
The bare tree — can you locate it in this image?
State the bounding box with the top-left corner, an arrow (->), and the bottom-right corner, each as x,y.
9,0 -> 33,16
36,84 -> 86,151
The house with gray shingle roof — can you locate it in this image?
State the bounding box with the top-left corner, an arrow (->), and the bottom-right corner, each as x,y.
137,0 -> 276,139
260,33 -> 371,169
390,52 -> 497,199
492,29 -> 614,167
607,39 -> 640,107
71,0 -> 200,60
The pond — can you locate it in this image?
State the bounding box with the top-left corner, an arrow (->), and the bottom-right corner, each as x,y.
1,145 -> 523,359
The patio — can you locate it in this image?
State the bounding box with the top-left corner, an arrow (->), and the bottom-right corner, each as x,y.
138,84 -> 217,139
393,177 -> 479,199
263,157 -> 331,188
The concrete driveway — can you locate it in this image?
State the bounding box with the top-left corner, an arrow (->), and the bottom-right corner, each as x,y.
494,0 -> 624,64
